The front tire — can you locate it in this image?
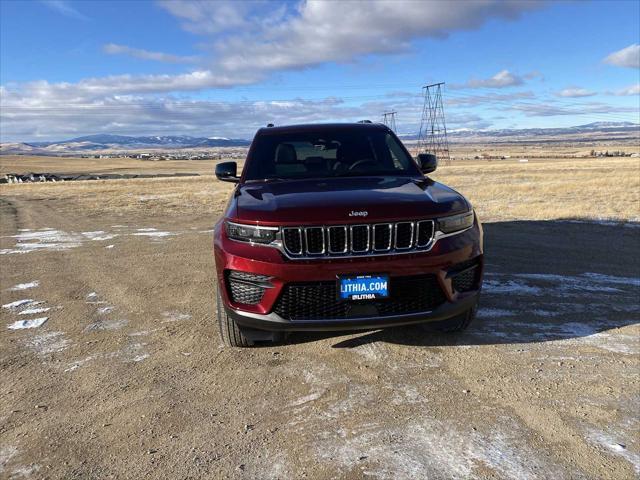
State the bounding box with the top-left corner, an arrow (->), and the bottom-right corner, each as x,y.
437,301 -> 478,332
216,285 -> 254,347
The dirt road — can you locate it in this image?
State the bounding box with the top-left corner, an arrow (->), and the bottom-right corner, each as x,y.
1,193 -> 638,479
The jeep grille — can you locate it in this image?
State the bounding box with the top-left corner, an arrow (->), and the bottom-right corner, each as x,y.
282,220 -> 435,258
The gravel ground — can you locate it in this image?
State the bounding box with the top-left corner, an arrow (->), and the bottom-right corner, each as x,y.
0,194 -> 638,480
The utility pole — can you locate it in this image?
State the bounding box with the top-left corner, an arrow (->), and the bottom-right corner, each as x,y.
418,82 -> 450,165
382,111 -> 397,132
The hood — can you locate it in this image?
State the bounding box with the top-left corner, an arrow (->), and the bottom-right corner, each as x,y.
232,176 -> 469,225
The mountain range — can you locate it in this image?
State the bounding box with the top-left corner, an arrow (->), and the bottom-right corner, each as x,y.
1,122 -> 638,155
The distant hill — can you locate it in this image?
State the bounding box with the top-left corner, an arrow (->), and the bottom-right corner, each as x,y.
399,121 -> 640,141
20,134 -> 251,151
2,122 -> 639,155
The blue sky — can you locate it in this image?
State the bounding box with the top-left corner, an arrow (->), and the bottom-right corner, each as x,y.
1,0 -> 639,141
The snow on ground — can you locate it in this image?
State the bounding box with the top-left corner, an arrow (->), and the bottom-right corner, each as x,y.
18,307 -> 51,315
84,319 -> 128,332
7,281 -> 39,291
0,229 -> 84,254
7,317 -> 49,330
81,231 -> 119,241
161,311 -> 192,322
0,225 -> 214,255
2,299 -> 35,309
24,331 -> 70,356
587,430 -> 640,474
132,231 -> 175,238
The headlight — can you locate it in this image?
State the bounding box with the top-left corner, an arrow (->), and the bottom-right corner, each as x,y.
438,211 -> 474,234
225,222 -> 278,244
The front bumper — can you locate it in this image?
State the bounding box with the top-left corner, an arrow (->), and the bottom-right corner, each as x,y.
214,218 -> 483,332
226,290 -> 479,332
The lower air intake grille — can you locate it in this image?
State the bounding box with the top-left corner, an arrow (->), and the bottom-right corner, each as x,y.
226,271 -> 271,305
450,259 -> 481,293
273,274 -> 446,321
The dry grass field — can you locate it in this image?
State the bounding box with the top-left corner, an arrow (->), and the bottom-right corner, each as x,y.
2,156 -> 638,223
1,151 -> 639,479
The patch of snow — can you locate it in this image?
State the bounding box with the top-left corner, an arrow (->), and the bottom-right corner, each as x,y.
477,308 -> 515,318
84,319 -> 128,331
582,272 -> 640,287
86,292 -> 98,300
25,331 -> 70,355
515,273 -> 622,293
483,280 -> 541,296
289,392 -> 324,407
161,311 -> 192,322
81,231 -> 118,241
2,299 -> 34,309
587,430 -> 640,474
133,231 -> 175,238
132,354 -> 149,362
8,281 -> 39,291
97,306 -> 114,315
10,464 -> 40,477
136,227 -> 157,232
0,229 -> 84,254
0,446 -> 18,473
105,244 -> 115,249
64,355 -> 98,372
8,317 -> 48,329
18,307 -> 50,315
315,418 -> 563,479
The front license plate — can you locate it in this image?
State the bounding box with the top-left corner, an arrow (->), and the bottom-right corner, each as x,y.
338,274 -> 389,301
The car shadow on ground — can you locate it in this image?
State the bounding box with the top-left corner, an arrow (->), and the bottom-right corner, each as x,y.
285,219 -> 640,349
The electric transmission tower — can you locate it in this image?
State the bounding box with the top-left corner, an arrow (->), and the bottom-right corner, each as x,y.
382,111 -> 397,132
418,82 -> 450,164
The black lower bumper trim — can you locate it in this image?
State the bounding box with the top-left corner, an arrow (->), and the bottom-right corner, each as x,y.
226,292 -> 480,332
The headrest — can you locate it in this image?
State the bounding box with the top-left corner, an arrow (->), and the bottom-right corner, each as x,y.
275,144 -> 298,164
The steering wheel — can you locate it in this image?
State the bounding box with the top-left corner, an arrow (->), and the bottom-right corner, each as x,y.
348,159 -> 377,171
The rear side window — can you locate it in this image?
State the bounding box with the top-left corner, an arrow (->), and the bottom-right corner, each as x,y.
244,129 -> 419,181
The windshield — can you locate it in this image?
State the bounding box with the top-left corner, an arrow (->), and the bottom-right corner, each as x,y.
244,129 -> 421,181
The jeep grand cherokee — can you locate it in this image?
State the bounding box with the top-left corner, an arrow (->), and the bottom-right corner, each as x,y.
213,122 -> 483,347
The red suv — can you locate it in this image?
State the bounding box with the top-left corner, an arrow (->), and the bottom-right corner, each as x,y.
213,123 -> 483,347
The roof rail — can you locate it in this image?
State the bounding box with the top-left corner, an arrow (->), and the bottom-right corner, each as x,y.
357,120 -> 372,124
266,123 -> 274,127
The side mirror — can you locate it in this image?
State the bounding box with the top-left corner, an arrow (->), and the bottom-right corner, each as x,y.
417,153 -> 437,174
215,161 -> 240,183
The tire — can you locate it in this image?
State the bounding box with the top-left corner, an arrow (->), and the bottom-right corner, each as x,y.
434,301 -> 478,333
216,284 -> 254,348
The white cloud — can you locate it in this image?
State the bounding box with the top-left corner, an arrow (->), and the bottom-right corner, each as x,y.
604,44 -> 640,69
612,83 -> 640,96
555,87 -> 596,98
1,71 -> 258,103
451,70 -> 524,89
103,44 -> 199,64
446,91 -> 536,106
40,0 -> 88,20
160,0 -> 544,73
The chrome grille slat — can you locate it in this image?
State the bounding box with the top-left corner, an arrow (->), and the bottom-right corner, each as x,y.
282,220 -> 435,258
328,226 -> 348,254
350,225 -> 370,253
394,222 -> 414,250
373,223 -> 393,251
305,227 -> 325,254
416,220 -> 435,247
